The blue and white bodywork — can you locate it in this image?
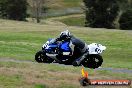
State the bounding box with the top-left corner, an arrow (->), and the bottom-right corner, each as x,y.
42,39 -> 72,62
88,43 -> 106,54
35,38 -> 106,69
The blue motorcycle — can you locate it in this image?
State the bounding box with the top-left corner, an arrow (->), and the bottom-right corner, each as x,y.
35,39 -> 106,69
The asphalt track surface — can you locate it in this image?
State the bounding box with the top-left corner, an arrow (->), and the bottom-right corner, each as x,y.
0,58 -> 132,74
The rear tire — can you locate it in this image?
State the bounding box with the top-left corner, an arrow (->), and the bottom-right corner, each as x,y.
82,54 -> 103,69
35,50 -> 54,63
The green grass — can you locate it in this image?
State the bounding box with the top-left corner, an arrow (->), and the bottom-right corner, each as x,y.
46,0 -> 82,10
34,84 -> 47,88
58,16 -> 85,26
0,75 -> 23,88
0,19 -> 132,68
0,61 -> 131,88
0,61 -> 83,88
0,19 -> 132,88
0,32 -> 42,60
62,0 -> 82,7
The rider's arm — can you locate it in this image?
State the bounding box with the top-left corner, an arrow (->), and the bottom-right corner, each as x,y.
49,37 -> 62,44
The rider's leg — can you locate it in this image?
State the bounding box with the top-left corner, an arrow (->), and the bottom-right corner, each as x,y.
72,52 -> 89,66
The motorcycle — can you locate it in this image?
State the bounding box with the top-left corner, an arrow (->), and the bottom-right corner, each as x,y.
35,39 -> 106,69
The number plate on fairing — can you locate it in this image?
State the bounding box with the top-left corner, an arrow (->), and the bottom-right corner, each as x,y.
63,52 -> 70,55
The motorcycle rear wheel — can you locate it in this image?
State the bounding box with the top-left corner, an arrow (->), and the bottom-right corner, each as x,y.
35,50 -> 54,63
82,54 -> 103,69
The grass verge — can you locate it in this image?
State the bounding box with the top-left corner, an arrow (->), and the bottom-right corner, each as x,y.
58,16 -> 85,26
0,19 -> 131,88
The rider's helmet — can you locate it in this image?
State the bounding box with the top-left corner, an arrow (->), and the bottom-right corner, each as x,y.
59,30 -> 71,40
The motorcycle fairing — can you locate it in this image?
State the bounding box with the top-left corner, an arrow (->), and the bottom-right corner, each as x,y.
60,41 -> 71,51
88,43 -> 106,54
58,41 -> 72,61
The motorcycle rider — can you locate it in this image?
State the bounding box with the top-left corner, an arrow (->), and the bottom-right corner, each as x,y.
49,30 -> 88,66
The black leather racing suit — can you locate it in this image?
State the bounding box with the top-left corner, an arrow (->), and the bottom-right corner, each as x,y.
70,35 -> 88,66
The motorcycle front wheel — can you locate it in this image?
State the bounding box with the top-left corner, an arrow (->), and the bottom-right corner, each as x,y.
35,50 -> 54,63
82,54 -> 103,69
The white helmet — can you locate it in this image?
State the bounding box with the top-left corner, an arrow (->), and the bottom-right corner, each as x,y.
60,30 -> 71,40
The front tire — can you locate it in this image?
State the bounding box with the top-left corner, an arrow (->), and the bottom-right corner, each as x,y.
35,50 -> 54,63
82,54 -> 103,69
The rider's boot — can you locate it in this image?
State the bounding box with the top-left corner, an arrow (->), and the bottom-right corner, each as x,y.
72,52 -> 88,66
